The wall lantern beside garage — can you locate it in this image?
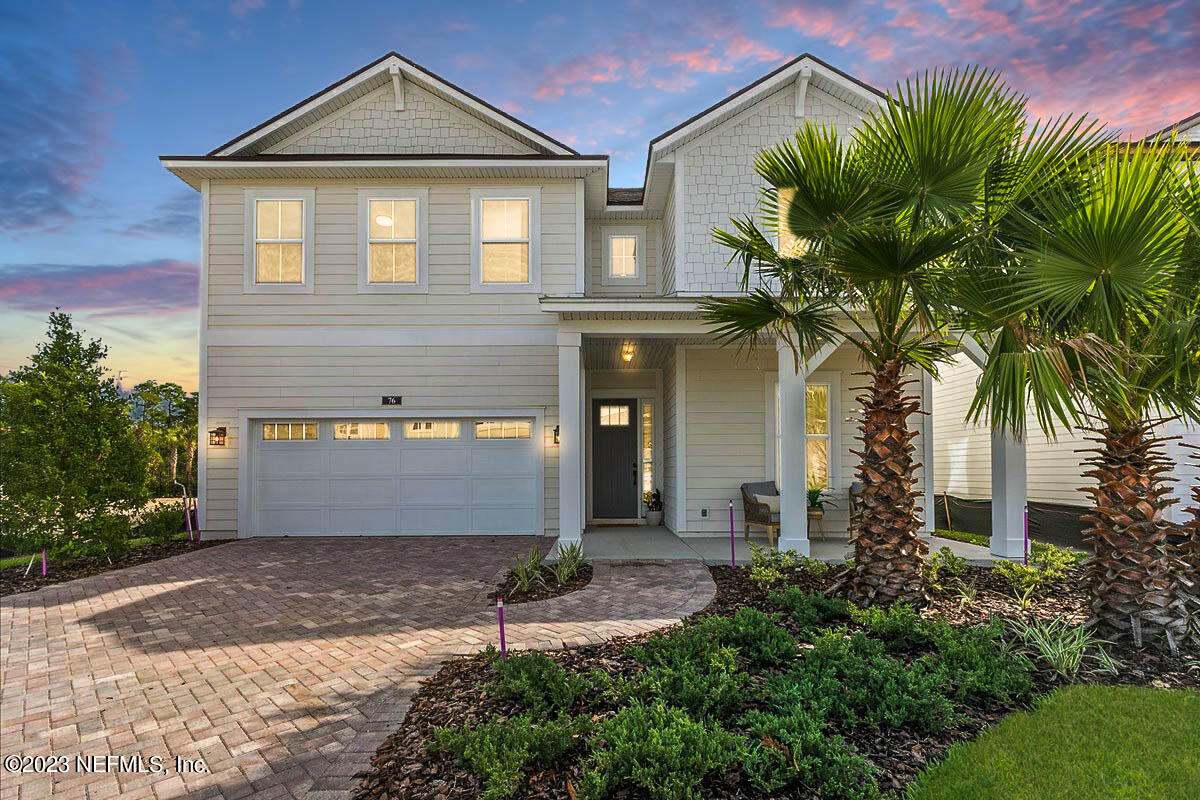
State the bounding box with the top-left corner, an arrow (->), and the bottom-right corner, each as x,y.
553,425 -> 560,445
208,426 -> 228,447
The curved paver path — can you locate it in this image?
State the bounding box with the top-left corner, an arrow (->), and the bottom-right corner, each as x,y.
0,538 -> 714,800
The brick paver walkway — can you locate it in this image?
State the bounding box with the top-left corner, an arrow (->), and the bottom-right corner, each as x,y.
0,538 -> 714,800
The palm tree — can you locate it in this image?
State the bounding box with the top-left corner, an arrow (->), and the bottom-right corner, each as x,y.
962,142 -> 1200,651
701,69 -> 1097,605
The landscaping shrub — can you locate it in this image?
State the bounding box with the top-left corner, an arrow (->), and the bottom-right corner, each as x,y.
767,587 -> 850,632
924,547 -> 968,591
993,561 -> 1047,607
624,658 -> 751,720
749,546 -> 829,589
788,631 -> 957,733
848,603 -> 932,651
1029,541 -> 1085,577
489,652 -> 592,712
134,504 -> 184,544
546,540 -> 586,586
509,547 -> 546,593
691,607 -> 796,667
577,703 -> 741,800
1006,617 -> 1121,680
633,608 -> 795,669
53,514 -> 135,560
927,619 -> 1033,704
431,712 -> 589,800
739,708 -> 879,799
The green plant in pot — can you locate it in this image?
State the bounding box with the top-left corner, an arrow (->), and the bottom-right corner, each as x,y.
643,489 -> 664,526
806,486 -> 836,519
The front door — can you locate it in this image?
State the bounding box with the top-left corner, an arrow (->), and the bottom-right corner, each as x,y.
592,399 -> 638,518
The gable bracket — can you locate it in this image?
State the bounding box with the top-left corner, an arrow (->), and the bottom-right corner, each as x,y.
389,65 -> 406,111
794,66 -> 812,117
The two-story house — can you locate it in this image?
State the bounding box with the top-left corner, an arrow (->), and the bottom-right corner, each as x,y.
163,51 -> 1034,559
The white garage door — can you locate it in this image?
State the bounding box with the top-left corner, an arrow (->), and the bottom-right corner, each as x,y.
251,417 -> 539,535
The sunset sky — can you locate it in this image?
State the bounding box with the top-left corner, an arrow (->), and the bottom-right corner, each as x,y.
2,0 -> 1197,391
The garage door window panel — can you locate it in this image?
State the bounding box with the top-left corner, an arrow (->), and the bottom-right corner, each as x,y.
334,422 -> 390,440
262,422 -> 319,441
475,420 -> 531,439
405,421 -> 462,440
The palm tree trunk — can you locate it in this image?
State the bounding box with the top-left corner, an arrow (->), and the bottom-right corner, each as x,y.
845,358 -> 929,606
1081,421 -> 1186,652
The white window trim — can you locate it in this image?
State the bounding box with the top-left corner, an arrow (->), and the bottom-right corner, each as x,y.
601,225 -> 647,286
243,188 -> 316,294
766,371 -> 839,490
469,187 -> 541,293
357,188 -> 429,293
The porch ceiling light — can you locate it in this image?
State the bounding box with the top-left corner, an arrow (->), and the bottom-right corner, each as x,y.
621,342 -> 635,363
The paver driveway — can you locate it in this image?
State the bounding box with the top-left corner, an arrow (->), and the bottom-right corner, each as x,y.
0,537 -> 713,800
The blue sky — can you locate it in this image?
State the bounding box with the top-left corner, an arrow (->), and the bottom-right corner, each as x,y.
1,0 -> 1197,390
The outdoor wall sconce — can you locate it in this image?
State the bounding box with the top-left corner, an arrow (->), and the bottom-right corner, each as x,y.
621,342 -> 635,362
553,425 -> 560,444
208,426 -> 227,447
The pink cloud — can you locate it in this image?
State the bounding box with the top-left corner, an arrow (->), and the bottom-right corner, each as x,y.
766,5 -> 863,48
533,53 -> 622,100
0,260 -> 199,318
667,46 -> 731,73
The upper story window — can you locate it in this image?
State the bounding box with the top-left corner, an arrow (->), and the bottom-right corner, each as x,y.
470,188 -> 541,293
601,226 -> 646,286
244,188 -> 315,293
357,188 -> 429,293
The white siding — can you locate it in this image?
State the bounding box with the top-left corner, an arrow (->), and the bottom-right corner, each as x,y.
683,347 -> 774,534
202,178 -> 578,536
660,180 -> 676,294
585,221 -> 660,296
266,82 -> 534,155
676,82 -> 867,293
933,353 -> 1091,507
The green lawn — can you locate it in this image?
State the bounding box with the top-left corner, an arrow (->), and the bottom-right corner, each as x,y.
907,684 -> 1200,800
933,529 -> 989,547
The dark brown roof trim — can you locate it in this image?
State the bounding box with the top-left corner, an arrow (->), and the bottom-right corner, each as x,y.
1144,109 -> 1200,141
606,187 -> 645,205
162,153 -> 608,162
206,51 -> 579,157
647,53 -> 885,149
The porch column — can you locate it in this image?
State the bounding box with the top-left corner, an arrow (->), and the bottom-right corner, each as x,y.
959,337 -> 1027,561
558,332 -> 583,545
990,429 -> 1027,560
777,343 -> 810,555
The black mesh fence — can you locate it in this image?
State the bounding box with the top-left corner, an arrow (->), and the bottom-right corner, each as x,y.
933,494 -> 1089,549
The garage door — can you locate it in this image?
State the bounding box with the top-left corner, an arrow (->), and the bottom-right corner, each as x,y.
251,417 -> 539,535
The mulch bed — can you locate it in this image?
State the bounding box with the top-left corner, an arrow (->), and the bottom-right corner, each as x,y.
354,561 -> 1198,800
490,564 -> 594,605
0,539 -> 225,597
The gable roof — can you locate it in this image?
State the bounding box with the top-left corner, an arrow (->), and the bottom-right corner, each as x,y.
208,52 -> 577,157
1144,110 -> 1200,143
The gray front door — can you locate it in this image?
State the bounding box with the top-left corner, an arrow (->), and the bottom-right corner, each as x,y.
592,399 -> 638,518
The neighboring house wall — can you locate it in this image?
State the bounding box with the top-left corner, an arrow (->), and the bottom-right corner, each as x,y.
933,353 -> 1091,508
201,178 -> 578,536
660,180 -> 677,294
266,82 -> 534,155
674,82 -> 867,293
585,220 -> 660,296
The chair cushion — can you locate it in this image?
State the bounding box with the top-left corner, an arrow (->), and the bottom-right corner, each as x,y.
755,494 -> 781,513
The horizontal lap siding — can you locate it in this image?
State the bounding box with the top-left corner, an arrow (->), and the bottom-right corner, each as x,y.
933,353 -> 1091,507
203,179 -> 577,535
684,348 -> 774,534
663,349 -> 678,531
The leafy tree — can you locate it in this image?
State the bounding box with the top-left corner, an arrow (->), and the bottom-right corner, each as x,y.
0,312 -> 150,557
130,379 -> 198,493
701,68 -> 1102,606
960,142 -> 1200,651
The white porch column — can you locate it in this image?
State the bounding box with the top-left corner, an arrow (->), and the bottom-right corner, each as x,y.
959,337 -> 1028,561
777,344 -> 810,555
990,429 -> 1027,560
558,332 -> 583,545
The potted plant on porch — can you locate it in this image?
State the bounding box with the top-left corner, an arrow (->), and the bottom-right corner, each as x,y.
643,489 -> 663,526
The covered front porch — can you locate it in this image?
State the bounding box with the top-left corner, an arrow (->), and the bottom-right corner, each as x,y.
547,299 -> 1028,562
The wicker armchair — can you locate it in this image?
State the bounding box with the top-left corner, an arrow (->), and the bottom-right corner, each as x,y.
740,480 -> 780,548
